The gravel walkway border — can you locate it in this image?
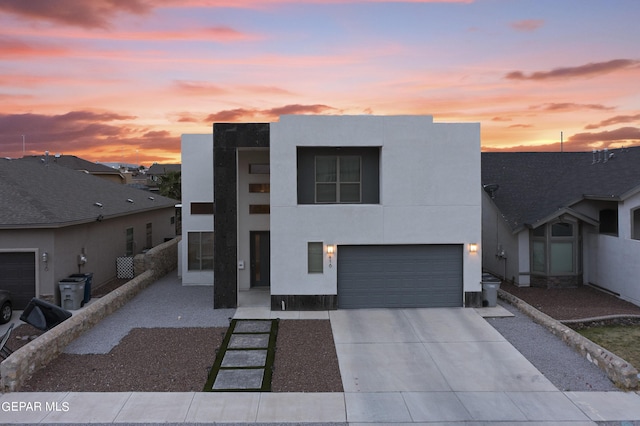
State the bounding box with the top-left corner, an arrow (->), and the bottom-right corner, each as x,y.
63,273 -> 235,355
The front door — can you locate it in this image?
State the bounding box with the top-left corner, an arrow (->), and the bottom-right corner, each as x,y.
250,231 -> 270,287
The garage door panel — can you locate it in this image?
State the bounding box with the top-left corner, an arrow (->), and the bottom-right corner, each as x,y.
337,245 -> 462,309
0,252 -> 36,310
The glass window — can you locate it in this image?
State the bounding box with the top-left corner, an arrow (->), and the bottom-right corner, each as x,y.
249,183 -> 270,193
125,227 -> 134,256
146,223 -> 152,249
315,156 -> 361,203
551,222 -> 573,237
633,208 -> 640,240
599,209 -> 618,235
532,226 -> 545,237
532,241 -> 546,273
308,242 -> 323,273
249,204 -> 270,214
550,242 -> 573,274
188,232 -> 214,271
191,202 -> 214,215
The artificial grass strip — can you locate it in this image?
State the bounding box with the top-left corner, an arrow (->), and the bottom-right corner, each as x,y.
203,319 -> 279,392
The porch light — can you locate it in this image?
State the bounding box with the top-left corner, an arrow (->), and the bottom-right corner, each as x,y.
327,244 -> 335,268
469,243 -> 478,253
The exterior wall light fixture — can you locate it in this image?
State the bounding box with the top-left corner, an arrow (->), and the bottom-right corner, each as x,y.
327,244 -> 335,268
469,243 -> 478,253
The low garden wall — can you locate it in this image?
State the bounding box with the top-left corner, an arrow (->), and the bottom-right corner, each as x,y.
0,237 -> 180,393
499,289 -> 639,390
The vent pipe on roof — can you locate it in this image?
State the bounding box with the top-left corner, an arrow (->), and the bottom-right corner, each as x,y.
603,148 -> 609,163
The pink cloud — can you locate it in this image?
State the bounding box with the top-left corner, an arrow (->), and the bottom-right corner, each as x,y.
585,113 -> 640,130
510,19 -> 544,32
529,102 -> 614,112
505,59 -> 640,81
0,36 -> 68,58
173,81 -> 229,97
0,0 -> 153,29
204,104 -> 339,123
568,127 -> 640,145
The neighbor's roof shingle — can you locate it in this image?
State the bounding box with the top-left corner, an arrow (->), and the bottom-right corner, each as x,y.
481,146 -> 640,232
0,158 -> 177,228
21,154 -> 123,175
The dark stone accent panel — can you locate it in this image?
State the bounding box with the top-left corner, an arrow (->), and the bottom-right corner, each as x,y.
271,295 -> 338,311
464,291 -> 483,308
297,147 -> 380,204
213,123 -> 270,308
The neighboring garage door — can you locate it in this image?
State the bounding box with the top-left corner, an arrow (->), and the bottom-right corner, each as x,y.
0,252 -> 36,310
337,245 -> 462,309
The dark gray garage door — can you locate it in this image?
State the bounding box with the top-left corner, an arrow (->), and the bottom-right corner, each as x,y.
0,252 -> 36,310
337,245 -> 463,309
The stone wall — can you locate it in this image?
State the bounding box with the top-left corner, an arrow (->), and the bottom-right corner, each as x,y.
0,237 -> 180,393
499,289 -> 638,390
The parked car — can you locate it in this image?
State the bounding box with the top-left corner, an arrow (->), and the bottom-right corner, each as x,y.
0,290 -> 12,324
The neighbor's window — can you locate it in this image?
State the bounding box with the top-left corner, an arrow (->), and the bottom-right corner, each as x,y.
125,227 -> 134,256
308,242 -> 323,273
632,208 -> 640,240
315,156 -> 361,203
599,209 -> 618,236
146,223 -> 152,249
531,220 -> 579,276
188,232 -> 214,271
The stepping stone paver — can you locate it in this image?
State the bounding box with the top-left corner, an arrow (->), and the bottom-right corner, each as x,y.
204,319 -> 278,392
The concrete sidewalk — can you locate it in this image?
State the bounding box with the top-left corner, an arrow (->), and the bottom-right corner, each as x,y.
2,274 -> 640,424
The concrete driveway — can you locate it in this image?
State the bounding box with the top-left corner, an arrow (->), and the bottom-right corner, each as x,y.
329,307 -> 593,423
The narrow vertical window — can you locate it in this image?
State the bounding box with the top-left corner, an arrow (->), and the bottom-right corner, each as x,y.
308,242 -> 323,273
146,223 -> 152,249
125,227 -> 134,256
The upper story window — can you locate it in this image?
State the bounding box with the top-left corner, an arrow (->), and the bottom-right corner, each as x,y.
297,147 -> 379,205
315,155 -> 361,203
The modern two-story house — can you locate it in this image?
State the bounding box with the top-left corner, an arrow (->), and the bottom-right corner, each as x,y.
182,115 -> 482,310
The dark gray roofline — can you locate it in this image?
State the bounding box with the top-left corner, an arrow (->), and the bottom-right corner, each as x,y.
0,205 -> 175,230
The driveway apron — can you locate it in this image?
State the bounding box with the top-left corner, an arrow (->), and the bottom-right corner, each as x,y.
329,307 -> 592,424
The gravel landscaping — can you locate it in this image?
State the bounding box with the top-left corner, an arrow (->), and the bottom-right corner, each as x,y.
7,274 -> 640,393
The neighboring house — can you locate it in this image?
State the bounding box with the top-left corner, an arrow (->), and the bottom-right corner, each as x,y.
182,115 -> 482,310
0,158 -> 178,309
482,147 -> 640,307
147,163 -> 181,189
22,154 -> 125,184
179,134 -> 214,285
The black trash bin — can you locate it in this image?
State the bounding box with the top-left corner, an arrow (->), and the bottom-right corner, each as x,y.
20,298 -> 72,331
70,273 -> 93,306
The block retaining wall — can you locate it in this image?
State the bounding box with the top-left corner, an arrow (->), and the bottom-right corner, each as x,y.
0,237 -> 180,393
498,289 -> 639,390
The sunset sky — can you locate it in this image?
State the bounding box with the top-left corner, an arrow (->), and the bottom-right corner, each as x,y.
1,0 -> 639,166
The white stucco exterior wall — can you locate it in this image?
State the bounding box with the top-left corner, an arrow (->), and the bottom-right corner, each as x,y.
269,115 -> 481,302
180,134 -> 214,285
585,192 -> 640,306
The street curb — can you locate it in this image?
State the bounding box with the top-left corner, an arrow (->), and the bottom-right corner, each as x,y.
498,289 -> 639,390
